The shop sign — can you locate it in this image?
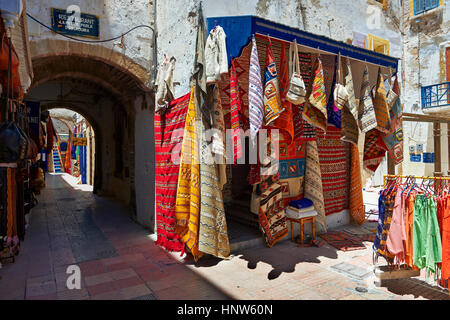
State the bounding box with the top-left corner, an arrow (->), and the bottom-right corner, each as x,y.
73,137 -> 87,146
51,7 -> 100,39
410,154 -> 421,162
423,152 -> 435,163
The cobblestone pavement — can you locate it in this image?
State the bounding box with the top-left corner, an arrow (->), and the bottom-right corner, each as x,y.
0,174 -> 449,300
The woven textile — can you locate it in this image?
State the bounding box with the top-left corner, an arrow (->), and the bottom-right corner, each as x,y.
304,59 -> 328,131
279,132 -> 306,206
230,60 -> 242,163
358,65 -> 377,133
382,76 -> 404,165
154,92 -> 190,253
258,182 -> 288,247
248,36 -> 264,144
304,140 -> 327,233
345,59 -> 358,120
263,42 -> 284,126
292,52 -> 316,141
341,102 -> 359,146
373,69 -> 391,134
198,118 -> 230,259
175,88 -> 202,261
349,144 -> 365,225
319,231 -> 373,251
363,128 -> 387,173
210,86 -> 227,189
326,59 -> 341,129
317,126 -> 349,216
6,168 -> 17,238
269,43 -> 294,146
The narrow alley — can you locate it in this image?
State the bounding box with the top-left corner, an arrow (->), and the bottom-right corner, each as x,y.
0,173 -> 448,300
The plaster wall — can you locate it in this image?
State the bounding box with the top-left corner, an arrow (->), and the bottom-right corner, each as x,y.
401,0 -> 450,176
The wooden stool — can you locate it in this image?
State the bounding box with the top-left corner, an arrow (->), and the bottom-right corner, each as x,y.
287,216 -> 315,244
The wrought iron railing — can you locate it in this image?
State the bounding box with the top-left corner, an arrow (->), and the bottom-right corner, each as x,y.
421,82 -> 450,109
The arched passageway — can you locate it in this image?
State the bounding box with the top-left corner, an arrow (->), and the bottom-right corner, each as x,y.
25,46 -> 154,225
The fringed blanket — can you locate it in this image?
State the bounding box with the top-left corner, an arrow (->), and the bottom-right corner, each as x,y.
263,41 -> 284,126
317,126 -> 350,216
363,128 -> 388,173
304,140 -> 327,233
175,88 -> 202,261
373,69 -> 391,134
258,182 -> 288,247
303,59 -> 327,131
358,65 -> 377,133
154,92 -> 190,253
349,144 -> 365,225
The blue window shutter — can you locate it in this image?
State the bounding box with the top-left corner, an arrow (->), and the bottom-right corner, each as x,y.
414,0 -> 424,15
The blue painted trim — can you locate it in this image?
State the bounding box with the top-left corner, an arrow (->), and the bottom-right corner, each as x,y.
207,15 -> 399,71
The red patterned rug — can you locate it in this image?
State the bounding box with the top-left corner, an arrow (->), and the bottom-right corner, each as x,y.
317,126 -> 350,216
154,93 -> 190,253
319,231 -> 375,251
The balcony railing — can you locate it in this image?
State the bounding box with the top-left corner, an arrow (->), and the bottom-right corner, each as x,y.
421,82 -> 450,109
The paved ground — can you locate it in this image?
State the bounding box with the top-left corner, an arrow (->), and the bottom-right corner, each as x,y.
0,173 -> 449,300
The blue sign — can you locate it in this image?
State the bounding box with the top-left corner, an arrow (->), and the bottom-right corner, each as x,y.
410,154 -> 421,162
423,152 -> 435,163
51,8 -> 100,39
25,101 -> 41,147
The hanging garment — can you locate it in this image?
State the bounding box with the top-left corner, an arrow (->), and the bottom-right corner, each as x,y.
425,197 -> 442,274
386,186 -> 406,264
442,194 -> 450,282
358,65 -> 377,133
210,86 -> 227,190
317,126 -> 349,216
248,36 -> 264,145
205,25 -> 228,84
263,40 -> 284,126
405,192 -> 418,269
377,188 -> 396,264
363,128 -> 388,173
373,192 -> 386,253
155,56 -> 176,113
413,194 -> 428,269
349,144 -> 365,225
372,69 -> 391,134
197,108 -> 230,260
269,43 -> 294,146
230,60 -> 242,164
258,182 -> 288,247
154,92 -> 190,253
382,76 -> 404,165
303,58 -> 328,132
304,140 -> 327,233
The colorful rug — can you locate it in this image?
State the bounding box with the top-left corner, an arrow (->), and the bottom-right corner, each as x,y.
317,126 -> 350,216
258,182 -> 288,247
230,60 -> 242,163
363,128 -> 388,173
325,56 -> 341,129
382,76 -> 404,165
341,102 -> 359,146
269,43 -> 294,146
304,140 -> 327,233
154,92 -> 190,253
175,88 -> 202,261
319,231 -> 375,251
248,36 -> 264,144
198,116 -> 230,259
373,69 -> 391,134
349,144 -> 365,225
358,65 -> 377,133
263,40 -> 285,126
304,59 -> 327,131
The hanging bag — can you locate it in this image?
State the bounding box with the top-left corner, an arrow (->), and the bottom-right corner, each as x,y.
286,39 -> 306,105
333,53 -> 349,110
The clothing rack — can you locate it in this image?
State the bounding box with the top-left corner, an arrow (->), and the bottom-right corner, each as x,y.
383,174 -> 450,187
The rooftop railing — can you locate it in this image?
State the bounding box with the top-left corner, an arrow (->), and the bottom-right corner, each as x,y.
421,82 -> 450,109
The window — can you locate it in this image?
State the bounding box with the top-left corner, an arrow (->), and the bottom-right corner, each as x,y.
413,0 -> 440,15
368,34 -> 390,55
